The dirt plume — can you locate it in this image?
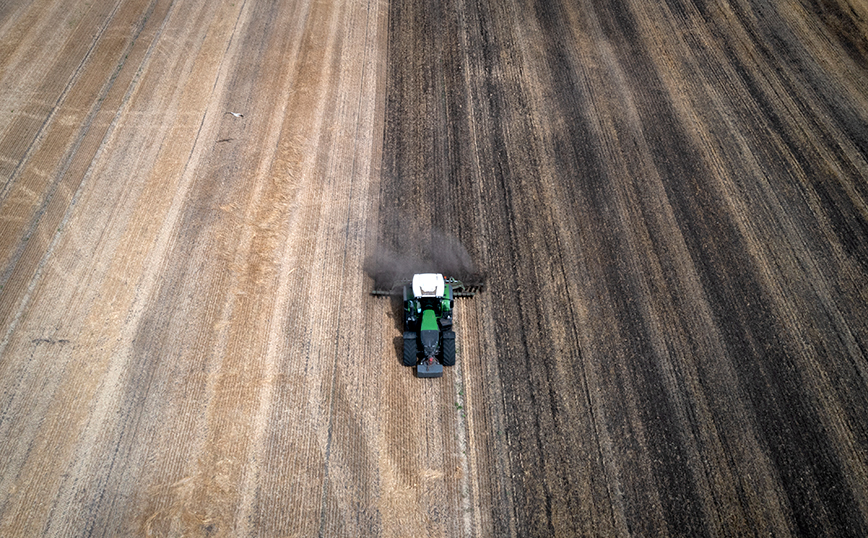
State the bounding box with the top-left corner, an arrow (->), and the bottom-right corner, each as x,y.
365,227 -> 483,291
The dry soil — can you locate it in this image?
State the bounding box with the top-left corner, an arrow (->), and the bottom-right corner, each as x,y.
1,0 -> 868,536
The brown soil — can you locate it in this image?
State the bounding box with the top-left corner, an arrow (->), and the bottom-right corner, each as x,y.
1,0 -> 867,536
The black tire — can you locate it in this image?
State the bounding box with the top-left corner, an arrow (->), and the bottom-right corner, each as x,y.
442,331 -> 456,366
403,332 -> 418,366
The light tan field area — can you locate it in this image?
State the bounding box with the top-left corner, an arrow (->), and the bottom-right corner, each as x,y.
3,0 -> 868,536
0,0 -> 417,535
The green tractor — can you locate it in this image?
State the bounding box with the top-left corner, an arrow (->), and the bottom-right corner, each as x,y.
403,273 -> 457,377
374,273 -> 481,378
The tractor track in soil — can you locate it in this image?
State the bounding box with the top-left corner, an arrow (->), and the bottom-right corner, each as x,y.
1,0 -> 867,536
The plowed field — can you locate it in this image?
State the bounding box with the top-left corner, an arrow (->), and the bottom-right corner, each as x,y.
2,0 -> 867,536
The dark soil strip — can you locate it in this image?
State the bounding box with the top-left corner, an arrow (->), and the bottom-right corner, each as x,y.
381,0 -> 868,534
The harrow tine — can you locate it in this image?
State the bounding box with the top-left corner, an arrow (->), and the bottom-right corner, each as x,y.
371,289 -> 398,297
452,289 -> 481,297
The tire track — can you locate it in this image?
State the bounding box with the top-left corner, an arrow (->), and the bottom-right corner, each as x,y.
0,0 -> 123,201
0,0 -> 162,342
0,0 -> 251,535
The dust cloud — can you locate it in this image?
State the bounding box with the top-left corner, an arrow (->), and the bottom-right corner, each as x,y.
365,227 -> 483,291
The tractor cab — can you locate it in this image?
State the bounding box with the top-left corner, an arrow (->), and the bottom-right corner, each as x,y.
408,273 -> 453,326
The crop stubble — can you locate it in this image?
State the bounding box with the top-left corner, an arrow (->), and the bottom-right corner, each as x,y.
0,0 -> 401,535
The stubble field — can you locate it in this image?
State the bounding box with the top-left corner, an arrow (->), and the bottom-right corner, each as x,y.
1,0 -> 867,536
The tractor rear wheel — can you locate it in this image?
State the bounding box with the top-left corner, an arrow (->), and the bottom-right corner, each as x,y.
403,332 -> 418,366
442,331 -> 456,366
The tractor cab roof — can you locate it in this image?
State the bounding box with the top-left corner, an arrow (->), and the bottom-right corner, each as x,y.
412,273 -> 445,298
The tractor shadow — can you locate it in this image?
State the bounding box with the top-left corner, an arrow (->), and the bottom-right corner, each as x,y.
386,292 -> 406,367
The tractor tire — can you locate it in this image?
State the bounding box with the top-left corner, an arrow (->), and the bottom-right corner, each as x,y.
442,331 -> 456,366
403,332 -> 418,366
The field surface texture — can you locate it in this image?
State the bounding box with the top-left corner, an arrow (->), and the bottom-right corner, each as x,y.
1,0 -> 867,536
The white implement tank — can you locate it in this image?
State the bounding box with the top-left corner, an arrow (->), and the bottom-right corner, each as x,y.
412,273 -> 445,298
